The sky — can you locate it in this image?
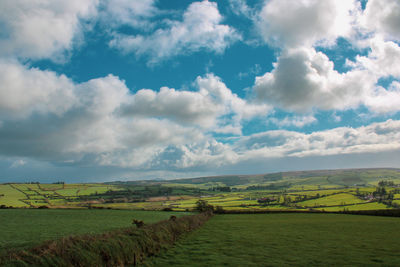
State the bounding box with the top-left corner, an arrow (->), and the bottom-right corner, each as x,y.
1,0 -> 400,183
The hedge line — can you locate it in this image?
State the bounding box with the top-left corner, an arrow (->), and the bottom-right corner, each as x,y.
214,208 -> 400,217
1,212 -> 213,267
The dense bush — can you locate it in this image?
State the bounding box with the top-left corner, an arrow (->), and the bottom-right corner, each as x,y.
1,212 -> 213,266
195,200 -> 214,212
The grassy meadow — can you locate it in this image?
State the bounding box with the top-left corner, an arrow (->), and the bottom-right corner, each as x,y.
1,169 -> 400,266
1,168 -> 400,212
0,209 -> 190,252
0,183 -> 121,208
146,213 -> 400,266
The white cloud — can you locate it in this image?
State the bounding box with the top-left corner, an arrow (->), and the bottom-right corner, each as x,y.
0,0 -> 98,61
235,119 -> 400,160
122,87 -> 222,128
254,47 -> 375,112
238,64 -> 262,80
270,115 -> 317,128
362,0 -> 400,41
0,60 -> 203,164
365,82 -> 400,114
0,60 -> 268,169
348,37 -> 400,78
253,0 -> 400,115
196,74 -> 270,120
150,140 -> 238,170
109,0 -> 241,64
121,73 -> 270,133
344,37 -> 400,114
0,59 -> 77,119
1,57 -> 399,174
332,112 -> 342,122
1,0 -> 400,180
253,0 -> 368,113
257,0 -> 359,48
100,0 -> 157,29
10,159 -> 26,168
229,0 -> 253,19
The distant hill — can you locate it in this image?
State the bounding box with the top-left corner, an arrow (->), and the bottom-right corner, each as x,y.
113,168 -> 400,188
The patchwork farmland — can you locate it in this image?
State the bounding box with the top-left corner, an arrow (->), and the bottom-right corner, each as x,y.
1,168 -> 400,266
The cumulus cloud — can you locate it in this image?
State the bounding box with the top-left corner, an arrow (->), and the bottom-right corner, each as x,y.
257,0 -> 359,48
253,0 -> 400,115
253,0 -> 366,112
122,87 -> 221,128
235,119 -> 400,159
0,58 -> 399,174
362,0 -> 400,41
196,74 -> 271,122
150,140 -> 238,170
348,37 -> 400,78
0,59 -> 267,169
270,115 -> 317,128
0,0 -> 98,61
110,0 -> 241,64
228,0 -> 253,19
1,0 -> 399,180
121,73 -> 270,132
10,159 -> 26,168
152,118 -> 400,170
0,60 -> 77,119
365,82 -> 400,114
254,47 -> 375,112
99,0 -> 157,29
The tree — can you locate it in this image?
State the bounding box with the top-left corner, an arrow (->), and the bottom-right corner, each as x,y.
195,199 -> 214,212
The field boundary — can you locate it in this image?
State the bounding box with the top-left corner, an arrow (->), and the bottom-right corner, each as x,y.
214,209 -> 400,217
1,212 -> 213,266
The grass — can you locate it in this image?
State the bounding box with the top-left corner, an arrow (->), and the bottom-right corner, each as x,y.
298,193 -> 363,207
145,213 -> 400,266
0,209 -> 191,251
0,179 -> 397,211
2,213 -> 212,267
0,183 -> 124,208
316,202 -> 390,211
0,185 -> 27,207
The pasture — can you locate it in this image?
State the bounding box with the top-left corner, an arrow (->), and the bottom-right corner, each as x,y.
1,169 -> 400,212
0,183 -> 121,208
0,209 -> 190,252
146,213 -> 400,266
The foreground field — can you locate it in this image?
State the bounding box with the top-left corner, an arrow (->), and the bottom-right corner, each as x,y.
0,209 -> 190,252
146,213 -> 400,266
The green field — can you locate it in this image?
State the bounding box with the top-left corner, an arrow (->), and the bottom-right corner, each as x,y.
0,183 -> 122,208
298,193 -> 363,207
0,209 -> 190,251
146,213 -> 400,266
1,168 -> 400,211
0,185 -> 27,207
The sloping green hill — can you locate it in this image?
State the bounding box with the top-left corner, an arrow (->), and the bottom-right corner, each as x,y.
154,168 -> 400,189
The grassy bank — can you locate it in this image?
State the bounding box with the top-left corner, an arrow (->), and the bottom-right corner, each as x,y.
146,213 -> 400,266
1,212 -> 212,266
0,209 -> 191,251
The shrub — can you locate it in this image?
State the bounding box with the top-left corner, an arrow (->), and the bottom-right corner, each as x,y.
195,199 -> 214,212
132,219 -> 145,228
1,213 -> 213,266
214,206 -> 225,214
162,207 -> 173,211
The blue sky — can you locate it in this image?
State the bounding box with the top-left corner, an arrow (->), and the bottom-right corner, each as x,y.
1,0 -> 400,182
